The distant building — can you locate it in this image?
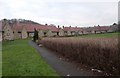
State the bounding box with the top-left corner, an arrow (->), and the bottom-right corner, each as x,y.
63,26 -> 83,36
2,20 -> 14,40
0,21 -> 2,41
21,26 -> 28,39
1,19 -> 118,41
59,29 -> 64,36
93,26 -> 111,34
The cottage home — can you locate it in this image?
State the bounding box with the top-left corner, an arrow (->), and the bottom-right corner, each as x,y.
84,28 -> 90,34
0,21 -> 2,41
63,26 -> 72,36
84,27 -> 95,34
59,28 -> 65,36
38,30 -> 44,37
2,21 -> 14,40
2,19 -> 116,40
12,23 -> 21,39
13,23 -> 28,39
21,26 -> 28,39
57,26 -> 65,36
93,26 -> 111,34
63,26 -> 83,36
0,32 -> 2,41
12,23 -> 61,38
108,25 -> 118,32
46,30 -> 52,37
37,25 -> 59,37
70,27 -> 82,36
13,23 -> 38,38
78,28 -> 84,35
47,25 -> 59,37
13,29 -> 20,39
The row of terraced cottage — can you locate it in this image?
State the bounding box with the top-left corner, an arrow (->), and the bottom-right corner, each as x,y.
0,20 -> 118,41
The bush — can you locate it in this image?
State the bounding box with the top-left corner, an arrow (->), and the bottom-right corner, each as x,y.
33,29 -> 38,42
40,37 -> 119,75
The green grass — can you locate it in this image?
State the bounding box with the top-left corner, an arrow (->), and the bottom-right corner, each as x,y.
2,39 -> 59,76
79,32 -> 119,38
0,41 -> 2,77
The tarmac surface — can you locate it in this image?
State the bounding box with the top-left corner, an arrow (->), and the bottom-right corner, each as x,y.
29,40 -> 95,76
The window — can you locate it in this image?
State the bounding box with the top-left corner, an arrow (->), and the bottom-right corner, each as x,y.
18,32 -> 21,33
57,32 -> 59,36
44,32 -> 46,36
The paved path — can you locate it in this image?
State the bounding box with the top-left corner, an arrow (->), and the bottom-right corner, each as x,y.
29,40 -> 94,76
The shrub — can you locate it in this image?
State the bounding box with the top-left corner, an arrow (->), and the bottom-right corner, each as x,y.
40,37 -> 119,75
33,28 -> 38,42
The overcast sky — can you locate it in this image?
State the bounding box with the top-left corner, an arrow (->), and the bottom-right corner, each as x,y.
0,0 -> 119,27
118,1 -> 120,21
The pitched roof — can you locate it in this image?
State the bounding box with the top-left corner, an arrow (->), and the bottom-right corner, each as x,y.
84,27 -> 94,32
12,23 -> 60,32
93,26 -> 110,31
46,26 -> 60,32
63,27 -> 82,31
12,23 -> 25,32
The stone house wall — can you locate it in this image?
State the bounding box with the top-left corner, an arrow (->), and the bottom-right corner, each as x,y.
59,29 -> 64,36
95,31 -> 101,34
91,30 -> 95,34
67,31 -> 71,36
0,32 -> 2,41
3,23 -> 14,40
38,30 -> 44,37
82,30 -> 88,34
14,30 -> 21,39
71,31 -> 76,35
21,26 -> 28,39
52,32 -> 59,37
46,30 -> 53,37
78,31 -> 83,35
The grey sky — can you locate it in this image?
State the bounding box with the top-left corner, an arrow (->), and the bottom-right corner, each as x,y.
118,1 -> 120,21
0,0 -> 119,27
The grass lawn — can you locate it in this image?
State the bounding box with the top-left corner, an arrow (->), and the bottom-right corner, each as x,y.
79,32 -> 119,38
2,39 -> 59,76
0,41 -> 2,77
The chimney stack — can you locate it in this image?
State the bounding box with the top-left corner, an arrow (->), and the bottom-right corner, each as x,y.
2,19 -> 9,26
45,24 -> 48,26
58,25 -> 60,28
63,26 -> 64,29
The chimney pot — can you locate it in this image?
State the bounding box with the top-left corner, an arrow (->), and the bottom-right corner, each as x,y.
58,25 -> 60,28
63,26 -> 64,28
